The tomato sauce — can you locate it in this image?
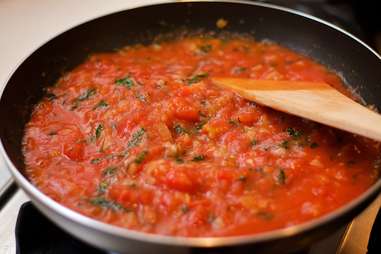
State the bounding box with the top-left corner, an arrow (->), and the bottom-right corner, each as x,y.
23,37 -> 380,237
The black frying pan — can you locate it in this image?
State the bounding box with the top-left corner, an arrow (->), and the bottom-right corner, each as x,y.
1,1 -> 381,253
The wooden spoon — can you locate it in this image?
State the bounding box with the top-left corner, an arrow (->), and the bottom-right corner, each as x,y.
212,77 -> 381,142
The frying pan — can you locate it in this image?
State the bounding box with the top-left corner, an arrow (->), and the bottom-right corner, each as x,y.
1,1 -> 381,253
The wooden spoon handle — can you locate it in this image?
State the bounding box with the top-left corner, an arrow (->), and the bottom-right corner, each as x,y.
212,78 -> 381,142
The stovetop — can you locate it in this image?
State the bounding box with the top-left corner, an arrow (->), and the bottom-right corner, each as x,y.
15,202 -> 105,254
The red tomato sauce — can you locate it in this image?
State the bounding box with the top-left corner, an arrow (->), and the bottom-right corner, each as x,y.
23,37 -> 380,237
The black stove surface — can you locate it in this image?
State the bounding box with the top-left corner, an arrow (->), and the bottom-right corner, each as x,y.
16,202 -> 105,254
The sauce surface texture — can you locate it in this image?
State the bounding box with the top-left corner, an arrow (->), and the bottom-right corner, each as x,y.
23,37 -> 380,236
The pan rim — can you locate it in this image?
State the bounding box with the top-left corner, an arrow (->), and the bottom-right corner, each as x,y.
1,0 -> 381,248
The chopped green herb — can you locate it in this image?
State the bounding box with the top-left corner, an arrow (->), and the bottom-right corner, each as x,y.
186,72 -> 209,85
71,88 -> 96,110
276,169 -> 286,185
89,197 -> 127,211
198,111 -> 207,118
237,175 -> 247,182
180,204 -> 190,213
46,93 -> 57,101
257,211 -> 274,220
115,76 -> 135,89
102,166 -> 117,177
228,119 -> 239,126
90,158 -> 102,164
195,120 -> 208,130
232,66 -> 247,74
175,155 -> 184,164
198,44 -> 212,53
97,181 -> 109,194
135,151 -> 148,164
95,124 -> 104,139
118,151 -> 129,158
174,124 -> 186,135
127,128 -> 145,148
279,140 -> 289,149
310,142 -> 319,148
104,154 -> 114,159
78,88 -> 96,101
192,155 -> 205,162
251,139 -> 258,146
93,100 -> 108,110
286,127 -> 302,138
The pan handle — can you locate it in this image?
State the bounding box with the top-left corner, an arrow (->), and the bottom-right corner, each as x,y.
337,194 -> 381,254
